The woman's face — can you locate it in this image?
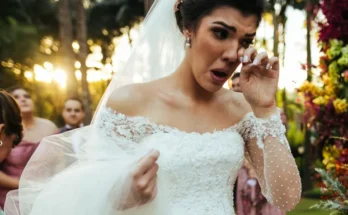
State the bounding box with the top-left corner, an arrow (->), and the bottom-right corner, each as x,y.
11,89 -> 34,114
186,6 -> 258,92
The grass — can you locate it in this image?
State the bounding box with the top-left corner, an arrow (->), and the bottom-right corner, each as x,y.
287,198 -> 332,215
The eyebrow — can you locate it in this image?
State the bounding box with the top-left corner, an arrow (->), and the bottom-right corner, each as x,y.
212,21 -> 256,37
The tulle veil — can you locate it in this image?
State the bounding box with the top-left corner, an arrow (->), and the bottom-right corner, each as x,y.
4,0 -> 185,214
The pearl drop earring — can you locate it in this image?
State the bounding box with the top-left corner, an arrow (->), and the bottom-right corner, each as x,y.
185,37 -> 191,48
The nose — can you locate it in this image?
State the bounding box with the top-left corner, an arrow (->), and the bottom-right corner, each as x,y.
221,41 -> 239,64
19,96 -> 26,103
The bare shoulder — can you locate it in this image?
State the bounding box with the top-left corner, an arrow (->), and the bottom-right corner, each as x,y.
106,83 -> 153,116
36,117 -> 57,131
219,89 -> 252,117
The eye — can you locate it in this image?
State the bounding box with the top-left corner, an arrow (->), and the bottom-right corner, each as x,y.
212,28 -> 229,40
24,94 -> 31,99
241,40 -> 254,48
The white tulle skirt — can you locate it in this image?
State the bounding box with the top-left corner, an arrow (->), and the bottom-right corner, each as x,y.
4,126 -> 171,215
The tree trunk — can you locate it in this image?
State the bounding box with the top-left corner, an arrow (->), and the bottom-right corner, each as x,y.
272,10 -> 280,57
75,0 -> 93,124
303,0 -> 314,191
306,3 -> 312,82
58,0 -> 78,97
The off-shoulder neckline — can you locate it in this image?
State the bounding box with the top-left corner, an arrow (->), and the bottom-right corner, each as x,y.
100,107 -> 254,136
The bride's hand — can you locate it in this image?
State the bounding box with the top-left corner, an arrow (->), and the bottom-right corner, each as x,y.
130,150 -> 159,206
240,47 -> 279,117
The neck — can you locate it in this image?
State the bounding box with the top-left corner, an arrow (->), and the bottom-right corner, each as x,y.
22,112 -> 35,129
66,124 -> 80,129
170,57 -> 215,102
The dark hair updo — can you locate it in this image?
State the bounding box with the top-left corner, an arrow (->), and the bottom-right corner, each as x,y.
6,85 -> 29,95
175,0 -> 265,33
0,90 -> 23,146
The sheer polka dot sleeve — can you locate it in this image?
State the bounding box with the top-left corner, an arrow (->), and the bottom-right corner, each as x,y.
237,110 -> 301,211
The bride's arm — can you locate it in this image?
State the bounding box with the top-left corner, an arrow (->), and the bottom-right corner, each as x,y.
238,108 -> 301,211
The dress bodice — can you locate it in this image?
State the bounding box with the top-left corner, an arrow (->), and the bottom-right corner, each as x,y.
0,141 -> 38,177
144,133 -> 244,214
0,141 -> 38,209
95,108 -> 250,215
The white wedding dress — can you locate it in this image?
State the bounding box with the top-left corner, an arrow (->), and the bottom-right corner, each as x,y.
4,107 -> 300,215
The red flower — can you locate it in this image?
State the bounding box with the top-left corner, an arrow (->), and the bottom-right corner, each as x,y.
318,0 -> 348,44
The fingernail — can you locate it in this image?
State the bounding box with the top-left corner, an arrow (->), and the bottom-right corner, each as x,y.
266,63 -> 271,70
252,59 -> 259,65
243,56 -> 249,63
240,57 -> 243,63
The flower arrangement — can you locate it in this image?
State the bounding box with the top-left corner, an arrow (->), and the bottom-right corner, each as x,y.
298,38 -> 348,173
298,0 -> 348,212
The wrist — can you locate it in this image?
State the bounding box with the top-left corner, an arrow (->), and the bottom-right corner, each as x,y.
252,104 -> 278,118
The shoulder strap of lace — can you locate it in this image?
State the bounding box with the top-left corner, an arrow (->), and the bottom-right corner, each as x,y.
236,110 -> 288,150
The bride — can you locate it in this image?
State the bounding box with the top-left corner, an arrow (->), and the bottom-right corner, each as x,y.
4,0 -> 301,214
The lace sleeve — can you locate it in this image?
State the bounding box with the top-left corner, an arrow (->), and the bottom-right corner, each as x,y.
237,110 -> 301,211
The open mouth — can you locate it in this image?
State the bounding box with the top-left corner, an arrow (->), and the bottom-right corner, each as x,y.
211,70 -> 228,78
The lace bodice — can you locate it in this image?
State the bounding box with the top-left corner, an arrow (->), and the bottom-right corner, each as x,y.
93,107 -> 301,214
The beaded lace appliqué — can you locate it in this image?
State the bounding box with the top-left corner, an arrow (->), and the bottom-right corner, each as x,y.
96,107 -> 288,146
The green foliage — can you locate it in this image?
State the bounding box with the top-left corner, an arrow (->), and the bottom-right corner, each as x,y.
310,168 -> 348,215
303,188 -> 324,199
287,121 -> 305,147
0,68 -> 25,89
0,17 -> 39,64
288,198 -> 333,215
311,201 -> 348,215
315,168 -> 346,198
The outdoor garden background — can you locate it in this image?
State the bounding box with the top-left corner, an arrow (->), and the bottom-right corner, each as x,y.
0,0 -> 347,214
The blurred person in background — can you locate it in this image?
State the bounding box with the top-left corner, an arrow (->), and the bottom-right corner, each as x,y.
58,98 -> 85,134
231,72 -> 241,92
0,90 -> 23,210
0,86 -> 57,209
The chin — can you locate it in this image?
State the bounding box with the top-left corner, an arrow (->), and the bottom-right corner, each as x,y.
202,82 -> 224,93
20,108 -> 32,114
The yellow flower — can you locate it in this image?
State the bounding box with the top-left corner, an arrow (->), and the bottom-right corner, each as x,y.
333,98 -> 348,114
313,95 -> 331,105
324,84 -> 336,96
298,81 -> 322,97
322,74 -> 331,85
263,13 -> 273,25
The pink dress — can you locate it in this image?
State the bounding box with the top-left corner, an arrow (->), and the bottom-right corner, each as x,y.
0,141 -> 38,209
236,166 -> 286,215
